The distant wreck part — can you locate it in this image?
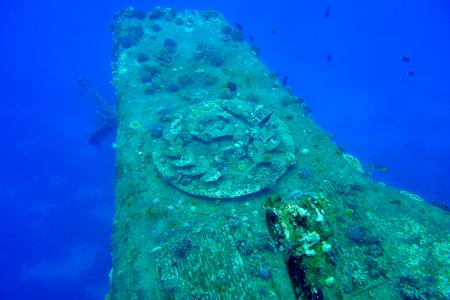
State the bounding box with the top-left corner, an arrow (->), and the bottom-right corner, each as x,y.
89,117 -> 117,146
77,77 -> 117,146
324,4 -> 331,19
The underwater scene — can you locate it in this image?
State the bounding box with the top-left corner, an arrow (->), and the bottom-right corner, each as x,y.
1,1 -> 449,299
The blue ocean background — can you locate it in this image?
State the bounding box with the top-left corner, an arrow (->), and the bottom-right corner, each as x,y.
1,0 -> 449,299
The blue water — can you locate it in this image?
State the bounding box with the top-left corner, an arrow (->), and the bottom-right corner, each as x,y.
1,1 -> 449,299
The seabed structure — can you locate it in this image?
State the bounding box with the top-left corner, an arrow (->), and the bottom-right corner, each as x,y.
107,7 -> 449,300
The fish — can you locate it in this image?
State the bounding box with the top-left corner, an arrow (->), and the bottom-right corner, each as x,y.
400,56 -> 410,63
371,163 -> 389,172
326,54 -> 332,62
407,71 -> 415,76
234,22 -> 244,31
363,162 -> 389,176
248,35 -> 254,42
363,162 -> 389,175
271,28 -> 276,35
258,112 -> 273,127
282,76 -> 288,87
324,4 -> 331,18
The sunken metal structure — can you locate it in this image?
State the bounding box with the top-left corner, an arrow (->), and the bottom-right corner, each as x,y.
108,7 -> 449,300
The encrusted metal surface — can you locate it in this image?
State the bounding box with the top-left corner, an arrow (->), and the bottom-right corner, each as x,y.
110,7 -> 450,300
153,100 -> 296,198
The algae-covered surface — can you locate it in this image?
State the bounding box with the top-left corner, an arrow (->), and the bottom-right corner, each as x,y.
108,7 -> 449,300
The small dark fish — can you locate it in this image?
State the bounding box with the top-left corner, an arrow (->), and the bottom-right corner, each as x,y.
259,112 -> 273,127
400,56 -> 410,63
407,71 -> 415,76
371,163 -> 389,172
282,76 -> 288,87
77,76 -> 90,89
324,4 -> 331,18
364,162 -> 389,175
303,104 -> 312,114
271,28 -> 276,34
431,200 -> 450,212
337,145 -> 346,153
326,54 -> 332,62
234,22 -> 243,31
248,35 -> 254,42
251,44 -> 261,56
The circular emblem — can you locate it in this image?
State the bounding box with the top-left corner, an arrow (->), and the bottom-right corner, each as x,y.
153,100 -> 295,198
